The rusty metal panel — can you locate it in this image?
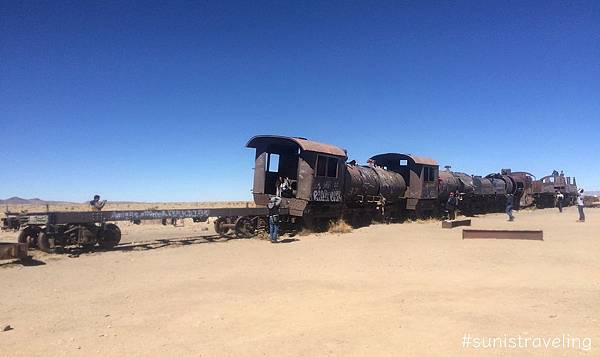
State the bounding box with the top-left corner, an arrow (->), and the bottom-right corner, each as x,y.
253,152 -> 267,194
438,170 -> 460,197
406,198 -> 419,210
253,193 -> 270,206
422,180 -> 438,199
462,229 -> 543,240
344,165 -> 379,199
373,167 -> 406,200
442,219 -> 471,228
250,194 -> 310,215
408,169 -> 422,199
311,176 -> 343,203
343,165 -> 406,203
296,156 -> 314,200
287,199 -> 308,217
0,243 -> 28,260
294,137 -> 346,157
473,176 -> 494,195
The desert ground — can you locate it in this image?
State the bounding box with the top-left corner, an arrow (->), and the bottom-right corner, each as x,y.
1,205 -> 598,356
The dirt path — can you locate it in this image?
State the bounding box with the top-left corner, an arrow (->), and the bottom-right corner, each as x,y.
1,206 -> 598,356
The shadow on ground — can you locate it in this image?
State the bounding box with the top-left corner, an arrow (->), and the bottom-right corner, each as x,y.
0,257 -> 46,268
1,233 -> 301,266
64,234 -> 239,257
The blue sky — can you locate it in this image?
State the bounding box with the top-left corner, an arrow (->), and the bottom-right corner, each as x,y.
1,1 -> 599,202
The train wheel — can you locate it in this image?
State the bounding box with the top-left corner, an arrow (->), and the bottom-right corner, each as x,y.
37,232 -> 56,253
358,214 -> 372,228
100,223 -> 121,249
214,217 -> 232,236
521,195 -> 533,207
346,213 -> 359,228
234,216 -> 256,239
314,218 -> 331,232
18,226 -> 42,249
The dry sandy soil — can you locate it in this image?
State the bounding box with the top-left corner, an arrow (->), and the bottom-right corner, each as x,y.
1,206 -> 599,356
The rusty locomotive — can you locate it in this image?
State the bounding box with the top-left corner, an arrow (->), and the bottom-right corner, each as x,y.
531,172 -> 579,208
1,135 -> 576,251
246,135 -> 577,229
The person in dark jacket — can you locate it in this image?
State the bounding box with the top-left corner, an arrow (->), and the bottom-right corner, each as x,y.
267,196 -> 282,243
506,194 -> 515,221
90,195 -> 106,211
445,192 -> 458,220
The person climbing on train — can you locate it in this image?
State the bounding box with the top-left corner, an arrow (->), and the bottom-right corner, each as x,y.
267,196 -> 282,243
280,176 -> 293,198
577,189 -> 585,222
445,192 -> 458,220
506,194 -> 515,221
90,195 -> 106,211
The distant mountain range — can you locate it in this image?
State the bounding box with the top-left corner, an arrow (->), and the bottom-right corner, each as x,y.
0,197 -> 75,205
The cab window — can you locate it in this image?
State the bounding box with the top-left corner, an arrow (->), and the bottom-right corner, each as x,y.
316,155 -> 338,178
423,166 -> 435,182
327,157 -> 338,177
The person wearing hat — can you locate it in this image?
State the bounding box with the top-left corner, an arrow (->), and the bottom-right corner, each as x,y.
90,195 -> 107,211
577,189 -> 585,222
267,196 -> 282,243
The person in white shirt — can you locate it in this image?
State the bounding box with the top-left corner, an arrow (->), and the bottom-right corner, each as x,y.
577,189 -> 585,222
555,191 -> 564,213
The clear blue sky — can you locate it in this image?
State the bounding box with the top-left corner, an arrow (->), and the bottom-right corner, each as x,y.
1,1 -> 599,202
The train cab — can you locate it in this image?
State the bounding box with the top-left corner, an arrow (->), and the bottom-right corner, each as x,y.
369,153 -> 439,213
246,135 -> 347,217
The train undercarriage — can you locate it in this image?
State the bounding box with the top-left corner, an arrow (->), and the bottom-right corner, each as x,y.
17,223 -> 121,253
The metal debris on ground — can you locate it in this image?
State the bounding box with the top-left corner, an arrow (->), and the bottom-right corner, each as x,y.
462,229 -> 543,241
0,243 -> 28,261
442,219 -> 471,229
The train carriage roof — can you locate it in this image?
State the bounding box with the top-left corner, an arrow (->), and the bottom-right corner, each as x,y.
246,135 -> 347,158
370,153 -> 438,166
